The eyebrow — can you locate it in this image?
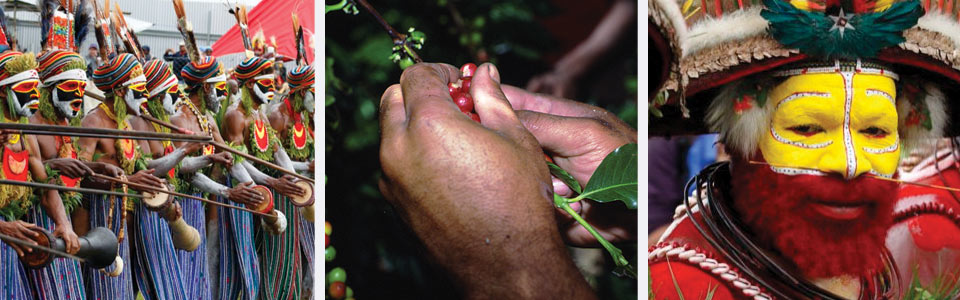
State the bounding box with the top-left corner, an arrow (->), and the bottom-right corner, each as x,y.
865,89 -> 894,104
776,92 -> 831,111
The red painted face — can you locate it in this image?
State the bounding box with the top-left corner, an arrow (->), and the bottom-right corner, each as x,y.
729,155 -> 897,278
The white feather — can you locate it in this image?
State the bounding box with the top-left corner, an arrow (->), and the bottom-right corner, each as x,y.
683,7 -> 769,57
916,13 -> 960,50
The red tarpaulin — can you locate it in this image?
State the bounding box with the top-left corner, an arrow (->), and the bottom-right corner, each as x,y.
211,0 -> 315,63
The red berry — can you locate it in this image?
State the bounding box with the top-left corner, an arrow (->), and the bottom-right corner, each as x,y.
325,234 -> 330,248
461,63 -> 477,78
448,82 -> 460,94
454,93 -> 474,113
468,112 -> 481,123
543,153 -> 554,163
329,281 -> 346,299
461,78 -> 471,92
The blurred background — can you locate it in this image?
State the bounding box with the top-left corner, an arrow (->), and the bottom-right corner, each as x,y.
325,0 -> 638,298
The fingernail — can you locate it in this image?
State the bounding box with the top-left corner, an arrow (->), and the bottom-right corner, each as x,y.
487,64 -> 500,83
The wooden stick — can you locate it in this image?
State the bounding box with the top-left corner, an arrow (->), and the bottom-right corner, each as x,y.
89,174 -> 273,217
13,129 -> 206,143
138,115 -> 315,184
747,161 -> 960,193
0,179 -> 142,198
0,123 -> 212,142
0,232 -> 85,262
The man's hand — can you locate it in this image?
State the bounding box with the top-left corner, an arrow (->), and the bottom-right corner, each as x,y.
127,169 -> 165,191
208,152 -> 233,167
225,182 -> 265,207
0,221 -> 41,257
52,223 -> 80,254
45,158 -> 94,179
507,86 -> 638,246
378,62 -> 595,299
181,141 -> 205,155
268,175 -> 305,197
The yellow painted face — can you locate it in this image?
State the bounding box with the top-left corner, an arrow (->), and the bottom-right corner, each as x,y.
759,72 -> 900,179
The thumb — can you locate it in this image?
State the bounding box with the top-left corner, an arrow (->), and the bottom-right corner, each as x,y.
471,64 -> 537,148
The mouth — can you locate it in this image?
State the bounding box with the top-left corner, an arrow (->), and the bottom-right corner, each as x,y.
811,201 -> 870,220
27,103 -> 39,110
70,100 -> 82,111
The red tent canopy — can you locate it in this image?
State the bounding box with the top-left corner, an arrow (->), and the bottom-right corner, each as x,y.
211,0 -> 315,63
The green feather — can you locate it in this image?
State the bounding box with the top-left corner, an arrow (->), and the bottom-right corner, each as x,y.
762,0 -> 923,59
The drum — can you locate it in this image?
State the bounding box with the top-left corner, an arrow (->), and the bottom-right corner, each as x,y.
300,204 -> 314,222
22,226 -> 119,269
142,185 -> 173,213
261,209 -> 287,235
249,185 -> 274,213
288,180 -> 314,207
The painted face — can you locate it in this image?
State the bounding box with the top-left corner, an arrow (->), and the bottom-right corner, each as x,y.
52,80 -> 86,119
303,87 -> 314,114
124,82 -> 149,116
252,77 -> 275,104
7,79 -> 40,118
760,72 -> 900,180
161,84 -> 179,115
205,81 -> 227,113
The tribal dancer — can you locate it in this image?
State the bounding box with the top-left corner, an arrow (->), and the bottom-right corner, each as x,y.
0,49 -> 82,300
78,53 -> 170,299
269,64 -> 315,296
22,1 -> 92,298
179,57 -> 269,300
647,0 -> 960,298
224,56 -> 305,300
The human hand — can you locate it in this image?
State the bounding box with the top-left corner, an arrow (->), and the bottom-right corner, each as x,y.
45,158 -> 94,179
526,71 -> 578,98
225,182 -> 265,207
378,62 -> 595,298
208,152 -> 233,167
127,169 -> 165,191
0,221 -> 41,256
510,89 -> 638,246
268,175 -> 305,197
182,141 -> 205,154
53,223 -> 80,254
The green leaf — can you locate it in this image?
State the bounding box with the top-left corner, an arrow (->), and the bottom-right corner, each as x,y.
547,161 -> 581,194
579,143 -> 638,209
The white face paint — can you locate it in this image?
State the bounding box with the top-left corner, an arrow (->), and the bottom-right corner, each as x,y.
303,89 -> 314,114
205,81 -> 228,114
162,92 -> 178,115
124,82 -> 149,116
251,74 -> 275,104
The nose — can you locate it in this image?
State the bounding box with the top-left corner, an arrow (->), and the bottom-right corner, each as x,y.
817,136 -> 872,180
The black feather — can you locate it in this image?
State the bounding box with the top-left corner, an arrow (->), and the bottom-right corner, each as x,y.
40,0 -> 58,48
75,0 -> 91,48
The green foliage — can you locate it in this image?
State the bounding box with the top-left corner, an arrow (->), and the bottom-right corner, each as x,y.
579,143 -> 638,209
548,161 -> 581,194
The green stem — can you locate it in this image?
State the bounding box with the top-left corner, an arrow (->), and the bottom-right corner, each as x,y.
325,0 -> 349,13
554,194 -> 635,278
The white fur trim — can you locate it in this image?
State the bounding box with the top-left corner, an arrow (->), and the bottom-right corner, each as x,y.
41,69 -> 87,87
122,75 -> 146,87
205,74 -> 226,83
0,70 -> 39,87
915,13 -> 960,50
706,82 -> 773,158
651,0 -> 687,39
897,82 -> 948,153
148,75 -> 178,97
683,7 -> 769,57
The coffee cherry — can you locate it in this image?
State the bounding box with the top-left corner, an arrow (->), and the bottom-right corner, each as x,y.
325,246 -> 337,262
325,234 -> 330,248
325,221 -> 332,235
468,112 -> 481,123
461,77 -> 471,91
346,286 -> 354,298
454,93 -> 474,113
448,82 -> 459,94
328,267 -> 347,284
461,63 -> 477,78
544,153 -> 554,163
329,281 -> 346,299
